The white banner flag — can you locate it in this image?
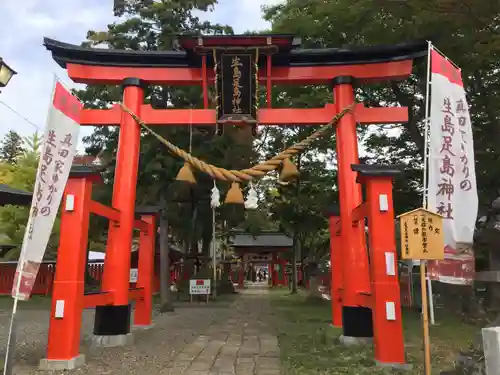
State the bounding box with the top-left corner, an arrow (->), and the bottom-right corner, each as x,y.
12,80 -> 81,300
427,48 -> 478,284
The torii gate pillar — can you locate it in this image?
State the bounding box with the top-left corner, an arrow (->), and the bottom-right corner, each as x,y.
333,76 -> 373,339
95,78 -> 144,341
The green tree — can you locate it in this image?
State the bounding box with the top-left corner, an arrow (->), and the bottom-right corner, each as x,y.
263,0 -> 500,216
259,121 -> 337,293
22,132 -> 42,158
75,0 -> 276,300
0,152 -> 60,260
0,130 -> 23,164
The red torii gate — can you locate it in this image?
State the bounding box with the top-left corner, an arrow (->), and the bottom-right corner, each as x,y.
41,35 -> 426,370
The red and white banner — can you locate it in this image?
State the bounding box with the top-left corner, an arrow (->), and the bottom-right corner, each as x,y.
12,81 -> 81,300
426,48 -> 477,285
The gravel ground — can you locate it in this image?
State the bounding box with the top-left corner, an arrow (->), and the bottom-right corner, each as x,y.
0,302 -> 235,374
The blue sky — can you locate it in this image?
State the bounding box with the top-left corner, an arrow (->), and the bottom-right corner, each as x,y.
0,0 -> 282,149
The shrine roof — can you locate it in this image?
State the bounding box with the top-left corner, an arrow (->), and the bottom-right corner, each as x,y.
229,232 -> 293,248
69,164 -> 105,184
135,205 -> 163,217
43,37 -> 428,69
0,184 -> 32,206
177,34 -> 300,52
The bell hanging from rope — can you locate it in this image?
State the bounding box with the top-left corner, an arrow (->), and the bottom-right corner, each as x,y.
279,158 -> 300,182
176,162 -> 196,184
224,182 -> 245,205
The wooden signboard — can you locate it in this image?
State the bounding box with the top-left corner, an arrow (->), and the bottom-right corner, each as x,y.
215,49 -> 258,124
398,208 -> 444,260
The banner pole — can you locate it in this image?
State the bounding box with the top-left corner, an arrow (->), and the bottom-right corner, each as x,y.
427,270 -> 435,324
422,40 -> 432,209
422,41 -> 436,325
420,261 -> 432,375
3,269 -> 24,375
212,207 -> 217,299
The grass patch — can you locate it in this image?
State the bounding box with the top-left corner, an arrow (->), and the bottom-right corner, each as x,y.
0,295 -> 51,311
0,291 -> 237,312
153,291 -> 237,308
270,290 -> 478,374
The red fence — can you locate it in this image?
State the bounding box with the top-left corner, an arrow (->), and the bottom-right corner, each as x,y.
0,262 -> 104,296
0,261 -> 164,296
0,262 -> 333,296
0,262 -> 57,296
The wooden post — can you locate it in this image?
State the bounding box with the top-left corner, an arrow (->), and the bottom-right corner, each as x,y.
239,262 -> 245,289
398,207 -> 444,373
420,261 -> 432,375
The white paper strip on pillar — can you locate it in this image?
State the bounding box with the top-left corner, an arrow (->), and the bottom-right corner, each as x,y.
11,80 -> 82,301
385,302 -> 396,321
65,194 -> 75,212
385,252 -> 396,276
129,268 -> 138,283
379,194 -> 389,212
54,300 -> 65,319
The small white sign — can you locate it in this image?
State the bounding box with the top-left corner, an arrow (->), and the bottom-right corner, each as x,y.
55,300 -> 65,318
385,301 -> 396,321
130,268 -> 138,283
189,279 -> 211,295
65,194 -> 75,212
385,252 -> 396,276
379,194 -> 389,212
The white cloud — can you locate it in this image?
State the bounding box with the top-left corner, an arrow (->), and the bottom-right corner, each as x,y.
197,0 -> 282,32
0,0 -> 282,151
0,0 -> 113,148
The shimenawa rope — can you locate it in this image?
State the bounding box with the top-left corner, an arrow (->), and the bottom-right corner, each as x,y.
119,103 -> 355,183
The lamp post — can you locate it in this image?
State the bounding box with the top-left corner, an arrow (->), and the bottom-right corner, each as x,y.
0,58 -> 17,91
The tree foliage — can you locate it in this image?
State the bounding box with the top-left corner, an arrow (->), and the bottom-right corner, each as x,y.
78,0 -> 267,253
263,0 -> 500,218
0,133 -> 60,260
76,0 -> 500,263
0,130 -> 23,164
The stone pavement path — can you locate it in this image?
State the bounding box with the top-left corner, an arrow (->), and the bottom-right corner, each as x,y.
5,285 -> 280,374
166,286 -> 280,375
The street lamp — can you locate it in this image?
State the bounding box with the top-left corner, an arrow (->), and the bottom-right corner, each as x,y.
0,58 -> 16,88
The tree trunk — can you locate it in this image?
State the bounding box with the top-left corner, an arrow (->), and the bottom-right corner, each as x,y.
159,214 -> 174,313
488,250 -> 500,309
290,155 -> 301,294
307,262 -> 323,300
291,235 -> 298,294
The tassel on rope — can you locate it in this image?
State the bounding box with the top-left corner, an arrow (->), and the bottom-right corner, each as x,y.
225,182 -> 245,204
244,183 -> 258,209
176,162 -> 196,184
279,158 -> 300,182
211,182 -> 221,208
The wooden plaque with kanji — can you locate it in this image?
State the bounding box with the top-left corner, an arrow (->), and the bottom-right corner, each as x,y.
398,208 -> 444,260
